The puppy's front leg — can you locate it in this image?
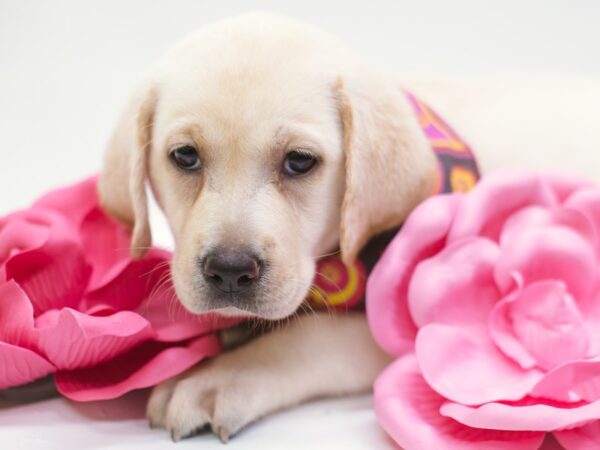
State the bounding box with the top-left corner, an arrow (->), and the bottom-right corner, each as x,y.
147,312 -> 391,442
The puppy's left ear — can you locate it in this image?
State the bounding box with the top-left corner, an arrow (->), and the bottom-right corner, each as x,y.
334,75 -> 437,265
98,83 -> 157,259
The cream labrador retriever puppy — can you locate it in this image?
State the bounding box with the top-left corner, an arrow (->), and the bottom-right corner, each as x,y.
99,13 -> 600,442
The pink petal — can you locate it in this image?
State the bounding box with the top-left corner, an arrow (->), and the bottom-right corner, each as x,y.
0,219 -> 49,267
80,208 -> 134,290
374,353 -> 545,450
448,172 -> 560,244
367,194 -> 462,356
408,237 -> 500,328
499,205 -> 596,250
84,252 -> 170,312
566,187 -> 600,257
0,341 -> 55,389
0,209 -> 66,282
581,289 -> 600,358
489,295 -> 538,370
416,323 -> 543,405
539,434 -> 569,450
0,280 -> 36,347
55,334 -> 221,401
491,281 -> 590,374
139,293 -> 240,342
532,357 -> 600,403
441,397 -> 600,432
555,422 -> 600,449
540,173 -> 595,202
1,208 -> 80,248
494,225 -> 596,300
510,281 -> 588,371
35,308 -> 154,370
6,238 -> 91,315
32,176 -> 99,227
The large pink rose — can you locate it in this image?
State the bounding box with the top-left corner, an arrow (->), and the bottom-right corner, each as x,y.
368,172 -> 600,449
0,177 -> 237,401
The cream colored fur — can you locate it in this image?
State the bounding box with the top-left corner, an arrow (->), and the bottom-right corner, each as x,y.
98,12 -> 600,442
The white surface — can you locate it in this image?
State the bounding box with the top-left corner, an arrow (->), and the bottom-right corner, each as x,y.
0,393 -> 394,450
0,0 -> 599,449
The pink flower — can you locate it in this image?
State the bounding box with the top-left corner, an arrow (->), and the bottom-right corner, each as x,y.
368,172 -> 600,449
0,177 -> 237,401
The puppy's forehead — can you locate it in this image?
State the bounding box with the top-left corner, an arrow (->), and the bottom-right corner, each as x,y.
156,66 -> 336,151
151,22 -> 355,152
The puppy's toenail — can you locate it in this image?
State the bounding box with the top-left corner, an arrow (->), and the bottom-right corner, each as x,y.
217,427 -> 230,444
171,430 -> 182,442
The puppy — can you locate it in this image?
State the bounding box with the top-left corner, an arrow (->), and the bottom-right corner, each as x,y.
98,13 -> 600,442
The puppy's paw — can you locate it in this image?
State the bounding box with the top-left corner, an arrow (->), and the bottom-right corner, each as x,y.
146,354 -> 272,443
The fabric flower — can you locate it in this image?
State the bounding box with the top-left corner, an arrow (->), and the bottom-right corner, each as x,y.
0,177 -> 237,401
368,172 -> 600,449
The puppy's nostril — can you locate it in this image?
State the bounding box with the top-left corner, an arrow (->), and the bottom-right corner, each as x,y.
237,274 -> 256,286
205,272 -> 223,284
202,250 -> 262,293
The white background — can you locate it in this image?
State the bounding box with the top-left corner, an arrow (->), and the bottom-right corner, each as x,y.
1,1 -> 599,449
1,0 -> 600,213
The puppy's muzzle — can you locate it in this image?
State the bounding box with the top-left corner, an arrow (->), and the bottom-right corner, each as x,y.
201,250 -> 262,294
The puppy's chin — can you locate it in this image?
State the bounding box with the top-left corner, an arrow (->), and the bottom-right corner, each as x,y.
179,299 -> 302,321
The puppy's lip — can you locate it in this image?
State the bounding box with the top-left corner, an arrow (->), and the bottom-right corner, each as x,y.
210,306 -> 257,319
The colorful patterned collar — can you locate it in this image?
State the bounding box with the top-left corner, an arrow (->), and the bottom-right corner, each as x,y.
307,91 -> 480,310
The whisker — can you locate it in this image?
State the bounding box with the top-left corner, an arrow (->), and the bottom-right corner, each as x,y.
307,284 -> 335,317
313,270 -> 344,295
139,260 -> 171,279
113,246 -> 159,252
313,249 -> 341,259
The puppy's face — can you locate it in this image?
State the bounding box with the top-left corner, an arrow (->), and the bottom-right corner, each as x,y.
149,64 -> 345,319
99,14 -> 436,320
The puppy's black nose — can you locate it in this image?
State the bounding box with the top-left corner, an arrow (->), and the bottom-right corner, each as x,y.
202,251 -> 261,293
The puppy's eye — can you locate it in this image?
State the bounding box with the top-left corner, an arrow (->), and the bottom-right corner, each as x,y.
170,145 -> 201,171
282,151 -> 318,176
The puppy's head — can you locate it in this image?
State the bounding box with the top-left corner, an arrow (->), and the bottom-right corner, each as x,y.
99,14 -> 435,320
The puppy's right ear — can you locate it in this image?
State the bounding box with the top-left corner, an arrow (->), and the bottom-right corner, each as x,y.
334,76 -> 437,265
98,85 -> 157,259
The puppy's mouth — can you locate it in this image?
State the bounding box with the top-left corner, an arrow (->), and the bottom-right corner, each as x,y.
182,279 -> 303,321
178,279 -> 304,321
208,283 -> 255,296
